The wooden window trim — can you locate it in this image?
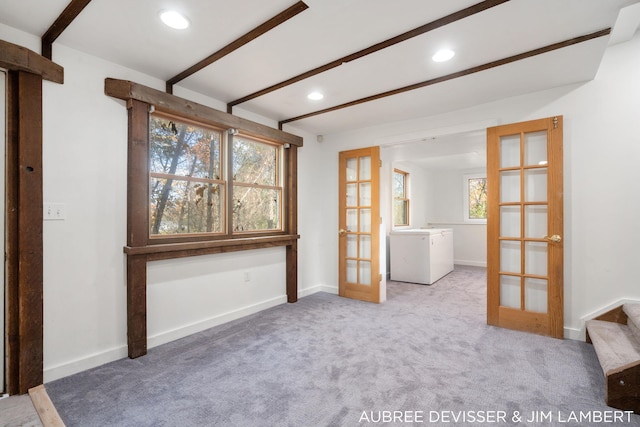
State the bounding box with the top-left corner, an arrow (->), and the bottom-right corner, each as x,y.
393,168 -> 410,226
105,78 -> 301,358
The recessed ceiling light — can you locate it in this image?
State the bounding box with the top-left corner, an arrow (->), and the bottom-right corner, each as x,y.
307,92 -> 324,100
432,49 -> 455,62
160,10 -> 190,30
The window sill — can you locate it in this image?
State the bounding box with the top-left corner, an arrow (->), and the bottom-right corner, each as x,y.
124,234 -> 299,261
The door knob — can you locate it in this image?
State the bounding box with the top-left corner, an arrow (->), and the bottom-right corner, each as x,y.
543,234 -> 562,243
338,229 -> 351,236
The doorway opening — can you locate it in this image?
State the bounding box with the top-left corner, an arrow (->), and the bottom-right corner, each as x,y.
380,128 -> 489,277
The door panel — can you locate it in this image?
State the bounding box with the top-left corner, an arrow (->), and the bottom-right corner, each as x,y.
487,116 -> 563,338
339,147 -> 381,303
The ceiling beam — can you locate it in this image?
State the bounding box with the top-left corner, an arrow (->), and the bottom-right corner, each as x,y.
166,1 -> 309,94
41,0 -> 92,60
228,0 -> 510,110
279,28 -> 611,127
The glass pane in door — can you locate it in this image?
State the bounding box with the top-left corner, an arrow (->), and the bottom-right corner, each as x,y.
359,261 -> 371,286
525,169 -> 547,202
500,275 -> 520,309
525,278 -> 548,313
359,156 -> 371,180
525,242 -> 547,276
500,206 -> 520,238
500,241 -> 521,273
346,184 -> 357,206
524,131 -> 547,166
500,171 -> 520,203
524,205 -> 547,238
346,260 -> 357,283
360,235 -> 371,259
500,134 -> 520,168
346,235 -> 357,258
346,158 -> 357,181
359,183 -> 371,206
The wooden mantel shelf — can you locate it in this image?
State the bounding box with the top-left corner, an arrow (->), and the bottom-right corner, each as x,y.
124,234 -> 299,261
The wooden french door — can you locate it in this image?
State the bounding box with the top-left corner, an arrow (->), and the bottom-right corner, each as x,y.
487,116 -> 564,338
338,147 -> 381,303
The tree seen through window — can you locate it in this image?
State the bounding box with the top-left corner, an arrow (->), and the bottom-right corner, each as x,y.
149,114 -> 282,236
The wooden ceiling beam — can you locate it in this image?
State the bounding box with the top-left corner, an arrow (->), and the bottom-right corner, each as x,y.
41,0 -> 92,60
166,1 -> 309,94
228,0 -> 510,110
279,28 -> 611,127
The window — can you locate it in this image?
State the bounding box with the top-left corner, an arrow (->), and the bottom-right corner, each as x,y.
149,113 -> 283,238
232,135 -> 282,232
150,114 -> 224,235
464,173 -> 488,222
393,169 -> 410,226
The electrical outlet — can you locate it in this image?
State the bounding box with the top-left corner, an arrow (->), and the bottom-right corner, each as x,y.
44,203 -> 67,221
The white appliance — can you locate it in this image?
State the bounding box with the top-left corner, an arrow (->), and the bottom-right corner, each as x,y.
390,228 -> 454,284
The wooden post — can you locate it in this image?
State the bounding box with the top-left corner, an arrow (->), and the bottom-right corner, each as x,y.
6,71 -> 44,394
126,99 -> 150,358
286,145 -> 298,303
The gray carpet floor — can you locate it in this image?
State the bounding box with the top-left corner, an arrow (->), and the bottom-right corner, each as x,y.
46,266 -> 640,426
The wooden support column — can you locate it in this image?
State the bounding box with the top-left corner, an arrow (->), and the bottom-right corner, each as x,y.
286,144 -> 298,303
126,99 -> 150,358
6,70 -> 44,394
286,242 -> 298,303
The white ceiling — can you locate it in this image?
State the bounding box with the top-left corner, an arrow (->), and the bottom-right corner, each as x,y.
1,0 -> 639,160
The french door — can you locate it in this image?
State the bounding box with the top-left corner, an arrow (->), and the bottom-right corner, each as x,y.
338,147 -> 382,303
487,116 -> 564,338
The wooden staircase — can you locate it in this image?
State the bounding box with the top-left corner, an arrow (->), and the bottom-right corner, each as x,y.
586,303 -> 640,414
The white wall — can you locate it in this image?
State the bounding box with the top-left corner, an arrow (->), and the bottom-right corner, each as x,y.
428,167 -> 487,267
313,31 -> 640,339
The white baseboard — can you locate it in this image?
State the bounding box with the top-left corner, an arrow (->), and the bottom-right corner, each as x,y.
580,298 -> 640,322
44,345 -> 128,383
564,327 -> 584,341
147,295 -> 287,349
455,259 -> 487,268
567,297 -> 640,342
299,284 -> 338,297
44,295 -> 288,383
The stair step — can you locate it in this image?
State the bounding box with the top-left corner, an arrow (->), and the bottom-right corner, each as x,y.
586,319 -> 640,375
623,303 -> 640,343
